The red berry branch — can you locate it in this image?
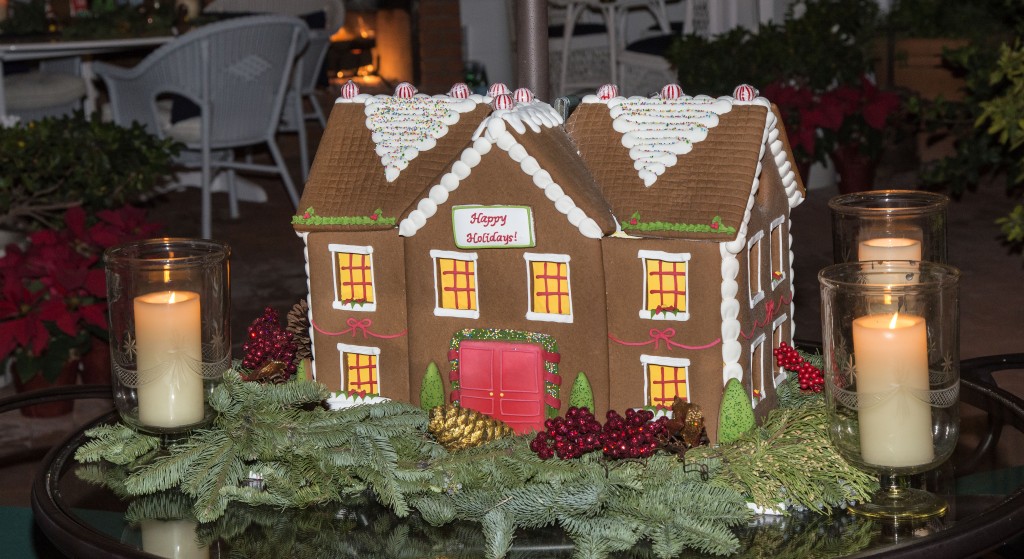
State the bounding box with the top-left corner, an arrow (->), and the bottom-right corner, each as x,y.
529,407 -> 669,460
241,307 -> 298,381
774,342 -> 824,392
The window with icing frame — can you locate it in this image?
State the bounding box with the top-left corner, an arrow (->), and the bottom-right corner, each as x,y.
638,250 -> 690,321
747,230 -> 765,307
431,250 -> 480,319
641,354 -> 690,408
524,253 -> 573,323
769,216 -> 787,289
330,244 -> 376,312
338,343 -> 381,395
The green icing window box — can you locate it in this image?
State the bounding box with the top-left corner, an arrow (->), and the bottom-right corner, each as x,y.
292,207 -> 396,227
621,213 -> 736,235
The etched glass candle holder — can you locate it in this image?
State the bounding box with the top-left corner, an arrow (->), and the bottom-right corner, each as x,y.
829,190 -> 949,264
819,261 -> 960,519
104,239 -> 231,435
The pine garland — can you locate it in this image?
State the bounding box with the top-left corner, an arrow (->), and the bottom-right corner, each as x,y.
690,402 -> 877,514
76,359 -> 875,559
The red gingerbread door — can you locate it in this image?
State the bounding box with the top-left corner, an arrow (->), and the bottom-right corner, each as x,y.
458,340 -> 545,433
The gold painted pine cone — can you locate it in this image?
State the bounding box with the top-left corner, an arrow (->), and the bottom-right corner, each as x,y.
428,404 -> 516,452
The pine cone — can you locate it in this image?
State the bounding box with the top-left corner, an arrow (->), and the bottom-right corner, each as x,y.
428,404 -> 516,452
287,299 -> 312,361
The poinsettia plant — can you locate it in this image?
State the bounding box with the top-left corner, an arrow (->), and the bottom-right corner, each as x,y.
764,76 -> 902,166
0,205 -> 161,383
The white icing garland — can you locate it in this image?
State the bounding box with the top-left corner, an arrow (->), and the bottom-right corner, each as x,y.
587,94 -> 734,187
334,93 -> 481,183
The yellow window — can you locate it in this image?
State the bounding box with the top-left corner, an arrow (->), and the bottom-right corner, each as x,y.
530,260 -> 570,315
648,363 -> 688,408
345,351 -> 379,395
645,258 -> 687,313
336,251 -> 374,305
438,257 -> 477,310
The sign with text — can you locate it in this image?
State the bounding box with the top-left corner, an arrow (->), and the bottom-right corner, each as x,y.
452,205 -> 535,249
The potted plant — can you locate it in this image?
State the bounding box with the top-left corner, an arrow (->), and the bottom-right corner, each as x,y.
669,0 -> 888,184
0,205 -> 161,416
0,112 -> 178,234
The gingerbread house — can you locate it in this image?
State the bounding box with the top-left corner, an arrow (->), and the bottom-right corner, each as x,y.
294,82 -> 805,442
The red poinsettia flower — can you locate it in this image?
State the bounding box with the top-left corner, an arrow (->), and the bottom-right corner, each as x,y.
0,205 -> 161,379
763,74 -> 902,165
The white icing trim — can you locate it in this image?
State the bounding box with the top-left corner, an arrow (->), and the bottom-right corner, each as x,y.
772,313 -> 789,387
328,244 -> 377,312
749,333 -> 766,408
769,216 -> 786,290
399,101 -> 605,241
637,250 -> 690,321
523,253 -> 573,324
600,95 -> 734,187
720,243 -> 743,383
640,354 -> 691,407
297,231 -> 317,382
337,342 -> 381,355
747,230 -> 764,308
356,94 -> 481,183
327,392 -> 391,410
429,250 -> 480,319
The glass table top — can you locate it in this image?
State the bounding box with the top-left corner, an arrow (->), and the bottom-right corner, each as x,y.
29,355 -> 1024,559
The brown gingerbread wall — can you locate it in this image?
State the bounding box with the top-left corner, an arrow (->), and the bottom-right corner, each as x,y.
306,230 -> 411,400
401,145 -> 610,418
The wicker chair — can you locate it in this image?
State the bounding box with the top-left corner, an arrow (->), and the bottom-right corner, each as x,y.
93,15 -> 309,239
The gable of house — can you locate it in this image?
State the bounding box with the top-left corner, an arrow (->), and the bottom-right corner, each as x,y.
565,88 -> 805,243
293,84 -> 492,233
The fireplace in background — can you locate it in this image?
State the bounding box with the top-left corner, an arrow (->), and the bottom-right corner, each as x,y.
327,0 -> 463,94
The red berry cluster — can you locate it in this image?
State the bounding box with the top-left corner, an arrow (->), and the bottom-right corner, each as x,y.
774,342 -> 824,392
529,407 -> 669,460
242,307 -> 298,378
530,407 -> 602,460
601,409 -> 669,459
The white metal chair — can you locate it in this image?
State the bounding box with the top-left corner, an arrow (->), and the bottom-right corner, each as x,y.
93,15 -> 309,239
279,28 -> 332,182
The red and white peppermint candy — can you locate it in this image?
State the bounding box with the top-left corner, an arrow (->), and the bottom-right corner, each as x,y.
491,93 -> 515,110
597,83 -> 619,100
340,80 -> 360,99
449,83 -> 471,99
733,84 -> 759,101
395,82 -> 417,99
513,88 -> 534,103
660,83 -> 683,99
488,83 -> 511,97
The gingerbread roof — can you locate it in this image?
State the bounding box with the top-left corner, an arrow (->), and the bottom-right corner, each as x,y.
565,84 -> 806,242
293,83 -> 492,232
398,94 -> 617,239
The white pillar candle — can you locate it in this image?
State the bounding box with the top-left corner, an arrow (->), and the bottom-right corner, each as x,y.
858,237 -> 922,261
134,291 -> 204,428
141,519 -> 210,559
852,312 -> 934,467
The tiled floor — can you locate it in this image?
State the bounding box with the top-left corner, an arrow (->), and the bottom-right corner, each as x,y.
2,91 -> 1024,535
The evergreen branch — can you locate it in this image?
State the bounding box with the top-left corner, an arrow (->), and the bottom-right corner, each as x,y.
75,424 -> 160,465
482,508 -> 515,559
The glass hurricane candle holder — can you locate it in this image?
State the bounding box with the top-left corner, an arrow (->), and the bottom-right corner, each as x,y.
828,190 -> 949,264
819,261 -> 960,519
104,238 -> 231,435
